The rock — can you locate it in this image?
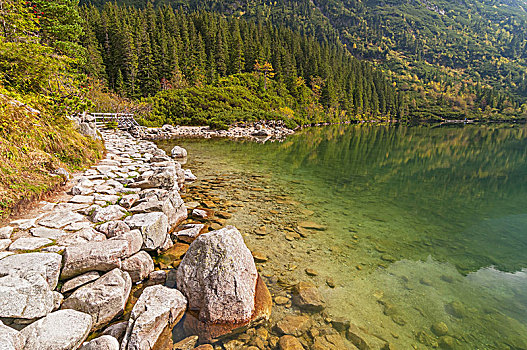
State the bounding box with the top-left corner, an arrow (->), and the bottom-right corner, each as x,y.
0,320 -> 23,350
56,227 -> 105,247
102,321 -> 128,343
38,211 -> 85,228
125,212 -> 169,251
70,195 -> 94,204
121,285 -> 187,350
380,254 -> 396,263
312,334 -> 350,350
171,146 -> 188,159
275,315 -> 310,336
61,269 -> 132,330
20,309 -> 92,350
297,221 -> 326,231
292,282 -> 325,312
192,209 -> 208,219
346,323 -> 371,350
184,169 -> 197,181
97,221 -> 131,238
439,335 -> 455,349
176,226 -> 257,323
8,237 -> 52,251
110,229 -> 144,257
0,252 -> 62,289
61,240 -> 129,279
252,251 -> 268,263
0,273 -> 56,319
0,239 -> 10,250
120,194 -> 140,209
431,322 -> 448,336
326,278 -> 336,288
173,335 -> 198,350
130,166 -> 177,190
275,296 -> 289,305
80,335 -> 119,350
90,205 -> 128,223
446,301 -> 466,318
30,227 -> 67,239
178,228 -> 271,343
156,243 -> 189,269
174,224 -> 204,243
61,271 -> 100,293
0,226 -> 14,239
162,190 -> 187,231
278,335 -> 304,350
147,270 -> 166,285
121,251 -> 154,283
331,317 -> 351,332
305,268 -> 318,276
193,345 -> 213,350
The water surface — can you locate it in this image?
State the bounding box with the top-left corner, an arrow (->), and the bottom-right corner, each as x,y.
159,124 -> 527,349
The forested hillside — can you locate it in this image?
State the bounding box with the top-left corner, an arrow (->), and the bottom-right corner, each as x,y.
83,0 -> 527,120
80,3 -> 404,127
0,0 -> 103,217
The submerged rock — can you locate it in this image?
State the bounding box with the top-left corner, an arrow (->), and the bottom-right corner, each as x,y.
292,281 -> 325,312
20,309 -> 92,350
278,335 -> 304,350
121,285 -> 187,350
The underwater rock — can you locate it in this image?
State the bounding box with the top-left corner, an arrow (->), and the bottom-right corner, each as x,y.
292,281 -> 325,312
431,322 -> 449,336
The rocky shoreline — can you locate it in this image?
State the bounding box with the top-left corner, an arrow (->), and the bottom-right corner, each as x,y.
0,126 -> 387,350
136,120 -> 295,142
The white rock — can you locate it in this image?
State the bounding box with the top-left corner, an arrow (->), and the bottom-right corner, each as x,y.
70,195 -> 94,204
20,309 -> 92,350
56,227 -> 105,247
0,239 -> 11,250
38,210 -> 85,229
0,274 -> 55,319
0,252 -> 62,289
8,237 -> 52,251
121,251 -> 154,283
121,285 -> 187,350
62,269 -> 132,330
184,169 -> 197,181
171,146 -> 188,159
176,226 -> 257,323
192,209 -> 208,219
30,227 -> 67,239
61,240 -> 129,279
0,320 -> 23,350
80,335 -> 119,350
90,205 -> 128,223
61,271 -> 100,293
125,212 -> 169,251
0,226 -> 14,239
173,224 -> 204,243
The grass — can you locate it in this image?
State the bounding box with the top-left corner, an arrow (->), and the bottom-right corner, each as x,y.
0,94 -> 105,219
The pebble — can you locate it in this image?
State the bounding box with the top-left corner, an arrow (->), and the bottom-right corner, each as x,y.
305,268 -> 318,276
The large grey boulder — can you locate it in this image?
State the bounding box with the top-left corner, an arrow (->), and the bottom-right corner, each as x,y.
61,240 -> 129,279
20,309 -> 92,350
62,269 -> 132,330
0,252 -> 62,289
0,274 -> 56,319
0,320 -> 23,350
80,335 -> 119,350
121,285 -> 187,350
56,227 -> 106,247
121,251 -> 154,283
176,226 -> 257,323
125,212 -> 168,251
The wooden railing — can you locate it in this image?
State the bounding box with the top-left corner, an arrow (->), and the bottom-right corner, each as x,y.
89,113 -> 140,129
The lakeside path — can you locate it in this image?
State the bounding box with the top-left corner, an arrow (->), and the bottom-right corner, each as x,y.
0,129 -> 272,349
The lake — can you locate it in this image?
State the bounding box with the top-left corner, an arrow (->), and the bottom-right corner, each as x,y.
158,124 -> 527,349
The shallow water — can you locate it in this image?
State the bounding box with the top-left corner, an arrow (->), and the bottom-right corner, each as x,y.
159,124 -> 527,349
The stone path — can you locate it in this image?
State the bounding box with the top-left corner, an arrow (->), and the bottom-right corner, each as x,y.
0,129 -> 250,350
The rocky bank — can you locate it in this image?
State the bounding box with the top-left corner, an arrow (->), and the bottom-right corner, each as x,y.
0,128 -> 272,349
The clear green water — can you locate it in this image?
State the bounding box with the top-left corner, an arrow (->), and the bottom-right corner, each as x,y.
159,124 -> 527,349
